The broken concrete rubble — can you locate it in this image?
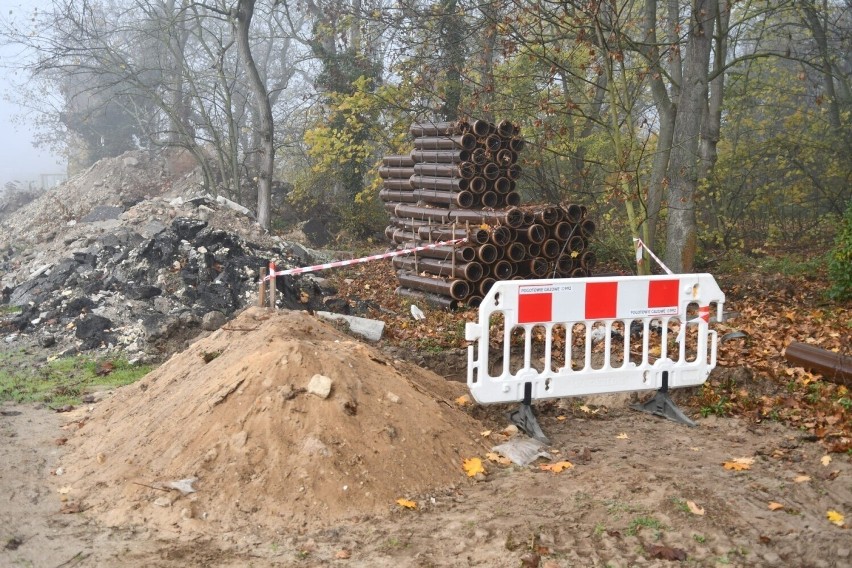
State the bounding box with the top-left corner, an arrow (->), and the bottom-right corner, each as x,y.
0,150 -> 375,361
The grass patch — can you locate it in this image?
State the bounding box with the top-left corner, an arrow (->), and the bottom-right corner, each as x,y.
0,354 -> 153,406
626,515 -> 666,537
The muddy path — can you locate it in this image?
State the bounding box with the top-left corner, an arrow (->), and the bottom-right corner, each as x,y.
2,399 -> 849,567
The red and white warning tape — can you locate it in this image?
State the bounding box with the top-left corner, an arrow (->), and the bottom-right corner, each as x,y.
265,238 -> 468,280
633,237 -> 673,275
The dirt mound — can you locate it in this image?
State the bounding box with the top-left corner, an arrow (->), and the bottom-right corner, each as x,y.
58,307 -> 483,534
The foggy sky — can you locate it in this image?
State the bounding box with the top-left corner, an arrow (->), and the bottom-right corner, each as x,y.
0,0 -> 65,189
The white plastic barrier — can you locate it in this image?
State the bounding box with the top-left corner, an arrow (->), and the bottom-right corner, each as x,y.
466,274 -> 726,404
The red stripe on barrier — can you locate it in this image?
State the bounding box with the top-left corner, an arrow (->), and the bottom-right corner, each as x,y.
585,281 -> 617,319
518,293 -> 552,324
648,279 -> 679,309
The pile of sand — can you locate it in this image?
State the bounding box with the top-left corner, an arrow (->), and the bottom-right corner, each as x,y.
58,307 -> 484,534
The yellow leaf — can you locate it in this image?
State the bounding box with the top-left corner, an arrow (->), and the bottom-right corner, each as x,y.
794,475 -> 811,483
463,457 -> 485,477
556,415 -> 567,421
455,394 -> 471,406
821,455 -> 832,467
768,502 -> 785,511
827,510 -> 845,527
687,500 -> 705,515
616,433 -> 629,439
486,452 -> 512,465
723,461 -> 751,471
480,224 -> 489,230
480,430 -> 492,437
299,291 -> 310,303
540,461 -> 574,473
732,456 -> 755,465
396,498 -> 417,510
579,405 -> 592,413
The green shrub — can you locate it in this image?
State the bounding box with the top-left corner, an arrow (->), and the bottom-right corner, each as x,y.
827,203 -> 852,302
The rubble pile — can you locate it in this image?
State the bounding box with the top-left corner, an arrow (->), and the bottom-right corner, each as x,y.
0,150 -> 338,361
380,119 -> 596,309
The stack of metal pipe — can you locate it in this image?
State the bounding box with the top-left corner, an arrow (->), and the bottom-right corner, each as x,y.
380,118 -> 595,309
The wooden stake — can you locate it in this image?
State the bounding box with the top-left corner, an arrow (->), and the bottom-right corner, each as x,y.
258,267 -> 268,307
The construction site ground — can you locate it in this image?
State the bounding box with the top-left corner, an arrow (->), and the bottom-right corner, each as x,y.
2,300 -> 851,568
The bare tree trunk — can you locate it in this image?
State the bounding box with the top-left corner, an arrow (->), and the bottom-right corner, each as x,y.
235,0 -> 273,230
665,0 -> 717,273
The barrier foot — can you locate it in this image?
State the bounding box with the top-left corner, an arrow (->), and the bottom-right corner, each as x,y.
507,383 -> 550,443
631,371 -> 696,427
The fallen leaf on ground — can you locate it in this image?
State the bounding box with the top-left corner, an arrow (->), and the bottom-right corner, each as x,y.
687,500 -> 705,515
768,502 -> 785,511
540,461 -> 574,473
616,433 -> 629,440
463,457 -> 485,477
646,544 -> 687,561
723,461 -> 751,471
335,549 -> 351,559
794,475 -> 811,483
556,415 -> 566,421
486,452 -> 512,465
821,455 -> 832,466
395,498 -> 416,510
827,510 -> 844,527
455,394 -> 471,406
480,430 -> 492,437
579,405 -> 595,414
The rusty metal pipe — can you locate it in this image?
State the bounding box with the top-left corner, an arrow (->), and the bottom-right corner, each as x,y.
409,120 -> 470,137
507,242 -> 527,262
467,295 -> 483,308
554,221 -> 576,241
413,162 -> 476,179
525,242 -> 542,257
480,191 -> 499,208
484,134 -> 502,153
469,177 -> 487,193
477,243 -> 499,263
542,239 -> 560,259
580,219 -> 596,237
417,226 -> 489,245
568,235 -> 585,253
385,227 -> 421,244
504,192 -> 521,207
497,120 -> 515,138
395,286 -> 458,310
394,204 -> 452,223
410,149 -> 471,163
492,260 -> 513,279
413,134 -> 477,151
379,189 -> 417,203
556,256 -> 574,274
496,148 -> 518,165
448,207 -> 524,228
383,154 -> 415,167
482,162 -> 500,181
490,226 -> 512,246
515,224 -> 547,244
389,216 -> 431,230
536,206 -> 560,226
563,203 -> 583,223
410,175 -> 470,192
472,119 -> 495,137
383,178 -> 413,191
509,137 -> 525,153
493,177 -> 512,195
479,278 -> 496,296
403,243 -> 476,263
471,148 -> 488,165
396,271 -> 469,300
504,164 -> 522,180
784,342 -> 852,386
393,256 -> 484,282
412,188 -> 475,208
379,166 -> 415,179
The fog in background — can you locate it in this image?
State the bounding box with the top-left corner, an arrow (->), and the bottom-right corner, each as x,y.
0,0 -> 65,192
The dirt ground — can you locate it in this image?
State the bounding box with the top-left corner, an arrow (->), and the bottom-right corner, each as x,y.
2,309 -> 851,567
